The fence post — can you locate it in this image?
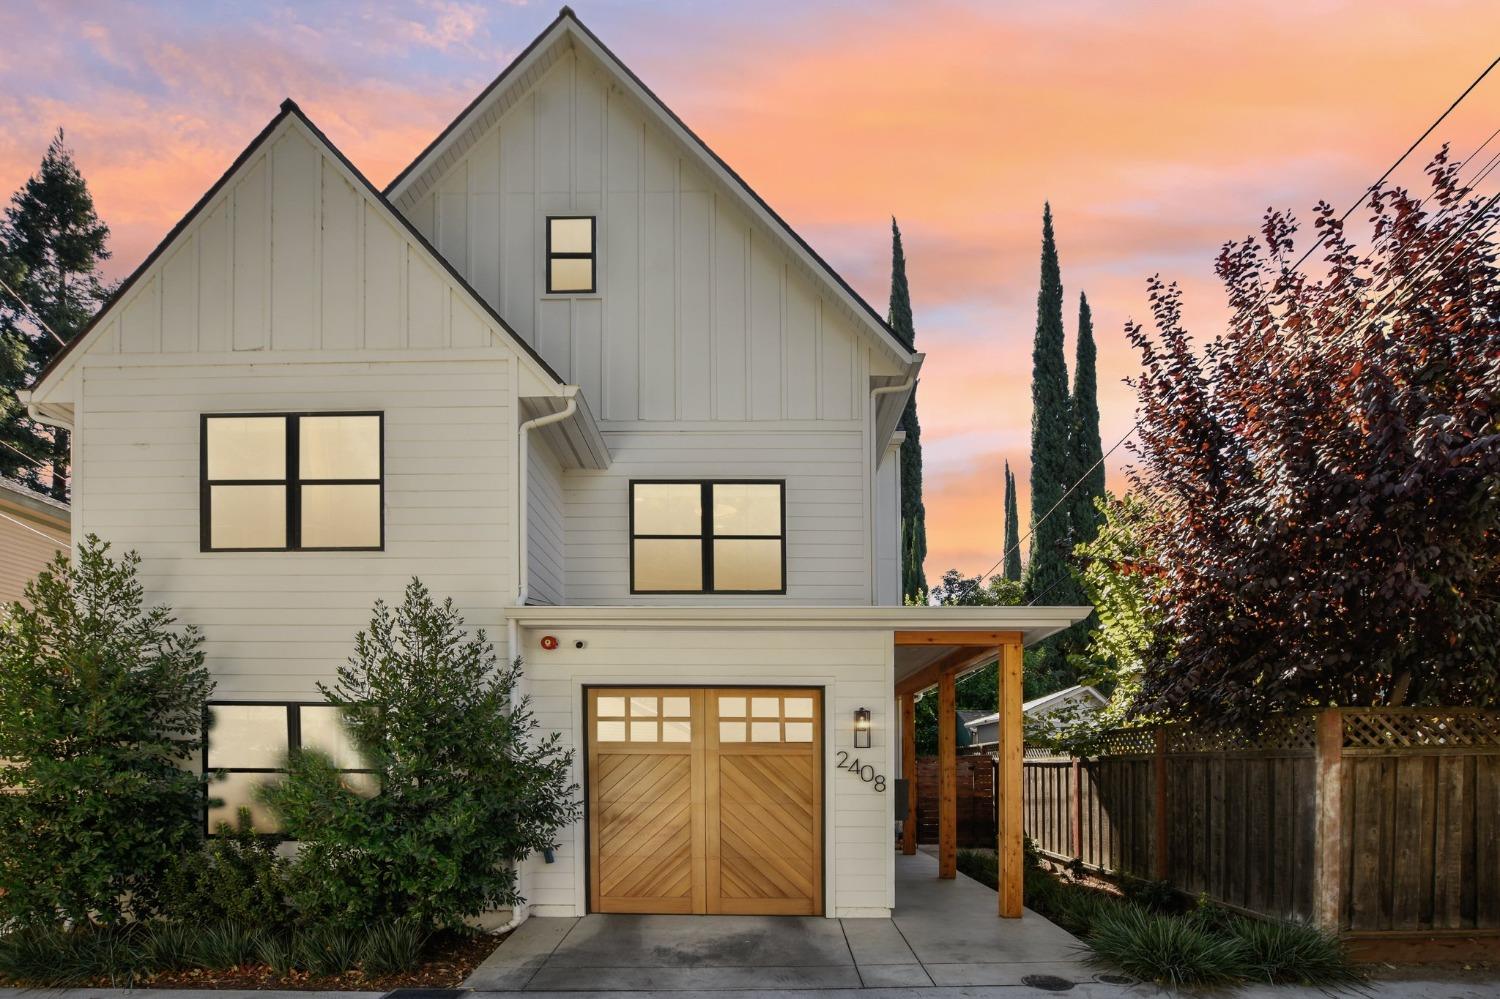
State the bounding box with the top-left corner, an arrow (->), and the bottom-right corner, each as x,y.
1153,728 -> 1169,881
1071,756 -> 1083,862
1314,709 -> 1344,930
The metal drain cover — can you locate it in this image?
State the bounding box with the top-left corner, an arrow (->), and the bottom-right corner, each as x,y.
1020,974 -> 1075,992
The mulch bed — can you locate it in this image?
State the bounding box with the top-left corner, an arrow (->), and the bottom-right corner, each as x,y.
100,930 -> 503,992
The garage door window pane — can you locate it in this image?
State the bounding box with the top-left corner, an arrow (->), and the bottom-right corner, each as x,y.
208,704 -> 288,768
718,697 -> 746,718
785,722 -> 814,743
719,721 -> 746,743
598,697 -> 626,717
662,719 -> 691,742
712,483 -> 781,536
206,417 -> 286,480
784,697 -> 813,719
630,696 -> 658,717
301,484 -> 381,549
633,539 -> 703,591
662,697 -> 691,717
751,697 -> 780,718
300,415 -> 381,479
751,721 -> 781,742
597,720 -> 626,742
630,720 -> 658,742
210,485 -> 287,549
712,539 -> 782,592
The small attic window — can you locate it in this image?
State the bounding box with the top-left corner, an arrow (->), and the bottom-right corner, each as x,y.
546,216 -> 596,294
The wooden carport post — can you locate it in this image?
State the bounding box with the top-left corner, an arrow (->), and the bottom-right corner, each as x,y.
938,669 -> 957,878
997,635 -> 1024,917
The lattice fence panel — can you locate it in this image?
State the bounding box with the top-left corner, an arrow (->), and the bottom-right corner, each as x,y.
1098,728 -> 1155,756
1341,709 -> 1500,753
1166,715 -> 1316,754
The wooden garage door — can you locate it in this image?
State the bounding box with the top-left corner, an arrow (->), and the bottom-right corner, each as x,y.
587,687 -> 821,915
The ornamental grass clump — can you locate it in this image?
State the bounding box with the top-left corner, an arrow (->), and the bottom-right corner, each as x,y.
1230,916 -> 1363,987
1088,906 -> 1250,989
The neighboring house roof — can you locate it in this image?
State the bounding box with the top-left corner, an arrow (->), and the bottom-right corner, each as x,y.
956,709 -> 990,727
383,6 -> 917,368
0,477 -> 69,524
964,685 -> 1109,730
27,101 -> 565,399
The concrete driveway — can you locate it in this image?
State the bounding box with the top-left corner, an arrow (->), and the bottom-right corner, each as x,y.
466,851 -> 1102,992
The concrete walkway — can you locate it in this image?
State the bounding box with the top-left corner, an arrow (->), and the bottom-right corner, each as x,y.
465,850 -> 1100,991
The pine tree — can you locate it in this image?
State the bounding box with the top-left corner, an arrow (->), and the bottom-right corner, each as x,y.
1002,461 -> 1022,580
889,218 -> 927,601
1068,291 -> 1105,546
1024,204 -> 1080,690
0,129 -> 113,499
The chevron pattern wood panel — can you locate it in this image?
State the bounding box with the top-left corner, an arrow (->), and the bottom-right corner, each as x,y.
587,687 -> 821,915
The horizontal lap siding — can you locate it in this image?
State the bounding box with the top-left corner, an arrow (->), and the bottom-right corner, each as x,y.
78,359 -> 514,700
0,506 -> 69,604
563,428 -> 869,604
516,626 -> 893,917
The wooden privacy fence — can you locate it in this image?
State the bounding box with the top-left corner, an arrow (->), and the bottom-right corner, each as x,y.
1022,708 -> 1500,947
914,755 -> 996,848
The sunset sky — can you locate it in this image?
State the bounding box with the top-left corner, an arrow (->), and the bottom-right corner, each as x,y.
2,1 -> 1496,582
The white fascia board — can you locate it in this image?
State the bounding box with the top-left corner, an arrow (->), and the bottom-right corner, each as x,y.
504,604 -> 1092,647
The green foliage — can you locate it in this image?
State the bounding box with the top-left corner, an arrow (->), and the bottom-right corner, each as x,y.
1067,292 -> 1105,548
0,129 -> 114,498
259,578 -> 581,932
360,920 -> 429,975
294,924 -> 363,976
139,921 -> 195,972
160,808 -> 293,925
0,536 -> 211,926
889,218 -> 927,602
1051,889 -> 1128,937
1228,916 -> 1362,986
955,849 -> 997,889
1072,494 -> 1161,725
253,929 -> 296,976
1088,906 -> 1251,988
189,921 -> 258,970
1002,462 -> 1022,581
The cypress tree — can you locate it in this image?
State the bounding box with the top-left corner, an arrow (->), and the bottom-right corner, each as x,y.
1002,461 -> 1022,580
0,129 -> 112,499
889,218 -> 927,601
1025,204 -> 1080,689
1068,292 -> 1105,546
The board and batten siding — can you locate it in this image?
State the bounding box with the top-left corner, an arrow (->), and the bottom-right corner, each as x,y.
403,49 -> 894,426
514,624 -> 895,917
76,359 -> 516,700
563,427 -> 872,604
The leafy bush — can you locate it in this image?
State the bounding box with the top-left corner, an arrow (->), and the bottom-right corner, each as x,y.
260,579 -> 581,931
1122,878 -> 1180,913
0,537 -> 212,926
160,807 -> 292,924
1088,906 -> 1249,988
361,920 -> 429,975
189,921 -> 258,970
1230,916 -> 1362,986
295,924 -> 362,975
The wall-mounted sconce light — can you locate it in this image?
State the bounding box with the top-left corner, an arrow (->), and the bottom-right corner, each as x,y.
854,707 -> 872,749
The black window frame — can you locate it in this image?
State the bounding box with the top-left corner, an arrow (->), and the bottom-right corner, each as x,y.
629,479 -> 787,595
200,411 -> 385,553
545,215 -> 597,294
201,700 -> 377,838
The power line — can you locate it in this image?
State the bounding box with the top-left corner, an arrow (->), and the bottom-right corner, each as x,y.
1,437 -> 45,470
975,56 -> 1500,586
0,275 -> 68,348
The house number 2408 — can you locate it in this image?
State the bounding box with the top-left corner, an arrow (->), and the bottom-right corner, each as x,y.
835,751 -> 885,792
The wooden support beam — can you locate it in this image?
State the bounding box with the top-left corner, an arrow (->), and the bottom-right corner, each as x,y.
894,647 -> 994,698
997,637 -> 1024,917
895,630 -> 1024,646
901,693 -> 917,855
938,669 -> 956,878
1153,729 -> 1169,880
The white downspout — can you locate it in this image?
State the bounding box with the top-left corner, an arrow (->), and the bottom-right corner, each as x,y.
868,376 -> 915,604
516,396 -> 577,606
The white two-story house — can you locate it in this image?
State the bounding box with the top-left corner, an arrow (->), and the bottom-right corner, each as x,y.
22,8 -> 1087,920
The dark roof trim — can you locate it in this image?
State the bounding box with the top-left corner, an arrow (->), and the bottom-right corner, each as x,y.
32,100 -> 563,393
384,7 -> 914,356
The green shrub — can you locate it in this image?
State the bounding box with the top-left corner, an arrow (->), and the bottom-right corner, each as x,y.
1230,916 -> 1362,986
1123,878 -> 1180,913
295,924 -> 362,975
956,849 -> 998,889
0,537 -> 212,926
259,579 -> 581,932
253,929 -> 296,976
1051,889 -> 1128,938
190,921 -> 258,970
160,807 -> 292,924
1088,906 -> 1250,988
361,920 -> 429,975
138,921 -> 195,972
0,924 -> 151,988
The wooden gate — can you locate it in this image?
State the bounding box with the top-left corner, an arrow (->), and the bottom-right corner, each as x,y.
587,687 -> 822,915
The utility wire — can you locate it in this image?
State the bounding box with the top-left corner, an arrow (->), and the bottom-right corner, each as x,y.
1,437 -> 45,469
974,57 -> 1500,586
0,275 -> 68,348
